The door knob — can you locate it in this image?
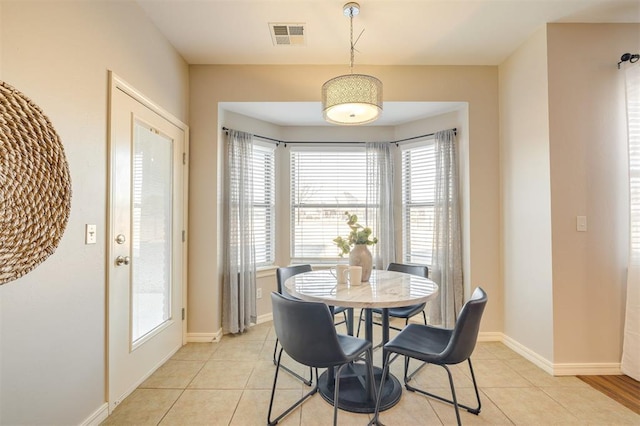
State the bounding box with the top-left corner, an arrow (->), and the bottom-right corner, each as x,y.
115,255 -> 130,266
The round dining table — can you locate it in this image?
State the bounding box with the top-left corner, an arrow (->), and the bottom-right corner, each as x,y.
284,268 -> 439,413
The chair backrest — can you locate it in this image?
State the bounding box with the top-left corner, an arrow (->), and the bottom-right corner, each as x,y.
271,292 -> 349,367
441,287 -> 487,364
276,264 -> 312,297
387,262 -> 429,278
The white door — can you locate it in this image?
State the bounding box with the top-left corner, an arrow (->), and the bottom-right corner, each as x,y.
107,73 -> 188,412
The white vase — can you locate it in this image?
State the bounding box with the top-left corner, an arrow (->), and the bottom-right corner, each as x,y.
349,244 -> 372,282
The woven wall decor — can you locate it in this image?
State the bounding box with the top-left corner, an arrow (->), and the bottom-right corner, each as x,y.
0,80 -> 71,285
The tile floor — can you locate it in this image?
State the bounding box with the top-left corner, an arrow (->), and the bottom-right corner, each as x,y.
102,318 -> 640,425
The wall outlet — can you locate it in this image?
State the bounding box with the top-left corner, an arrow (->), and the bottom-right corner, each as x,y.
256,288 -> 262,299
576,216 -> 587,232
85,224 -> 97,244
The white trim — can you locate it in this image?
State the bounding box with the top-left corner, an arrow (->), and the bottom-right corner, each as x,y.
187,330 -> 223,343
256,313 -> 273,324
80,403 -> 108,426
553,363 -> 622,376
257,266 -> 277,279
502,334 -> 554,375
477,331 -> 502,342
498,333 -> 622,376
110,72 -> 187,130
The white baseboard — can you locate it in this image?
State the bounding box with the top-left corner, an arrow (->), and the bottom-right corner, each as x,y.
81,403 -> 108,426
499,333 -> 621,376
256,313 -> 273,324
187,329 -> 223,343
477,331 -> 503,342
502,334 -> 554,375
553,363 -> 622,376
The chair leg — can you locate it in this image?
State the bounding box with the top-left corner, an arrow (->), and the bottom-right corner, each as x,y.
445,364 -> 462,426
369,350 -> 392,426
467,358 -> 482,414
334,355 -> 370,426
404,359 -> 482,425
404,356 -> 428,383
421,310 -> 427,325
356,309 -> 364,337
272,338 -> 313,386
272,339 -> 278,365
268,348 -> 319,425
333,363 -> 348,426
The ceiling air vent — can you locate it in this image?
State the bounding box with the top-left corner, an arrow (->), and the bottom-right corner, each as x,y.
269,23 -> 306,46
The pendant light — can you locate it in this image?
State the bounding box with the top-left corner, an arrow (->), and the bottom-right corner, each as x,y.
321,2 -> 383,125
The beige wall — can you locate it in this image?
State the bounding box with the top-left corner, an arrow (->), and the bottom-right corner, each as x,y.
547,24 -> 638,366
499,23 -> 639,370
189,65 -> 501,336
499,27 -> 554,361
0,1 -> 188,424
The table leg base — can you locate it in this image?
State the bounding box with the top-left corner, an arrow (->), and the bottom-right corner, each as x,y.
317,364 -> 402,414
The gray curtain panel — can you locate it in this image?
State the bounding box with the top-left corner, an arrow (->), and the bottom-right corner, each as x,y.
430,129 -> 463,327
366,142 -> 396,270
222,129 -> 257,334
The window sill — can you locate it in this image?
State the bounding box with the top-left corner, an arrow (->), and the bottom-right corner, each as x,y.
256,265 -> 277,278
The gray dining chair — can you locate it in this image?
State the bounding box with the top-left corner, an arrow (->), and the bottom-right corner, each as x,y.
274,264 -> 353,386
268,292 -> 375,426
356,262 -> 429,338
370,287 -> 488,426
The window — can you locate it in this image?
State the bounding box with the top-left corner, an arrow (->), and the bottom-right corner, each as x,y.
401,140 -> 436,265
253,142 -> 275,266
290,146 -> 377,262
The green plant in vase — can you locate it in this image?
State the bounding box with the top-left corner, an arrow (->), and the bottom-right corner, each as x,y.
333,212 -> 377,281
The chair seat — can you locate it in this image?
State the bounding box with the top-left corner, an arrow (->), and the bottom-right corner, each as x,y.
337,334 -> 372,360
371,303 -> 425,319
384,323 -> 453,364
333,306 -> 348,315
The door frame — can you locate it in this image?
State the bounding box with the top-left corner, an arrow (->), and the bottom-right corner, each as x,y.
106,71 -> 189,409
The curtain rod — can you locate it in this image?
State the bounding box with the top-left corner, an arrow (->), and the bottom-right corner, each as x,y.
222,126 -> 457,147
618,52 -> 639,69
392,129 -> 458,146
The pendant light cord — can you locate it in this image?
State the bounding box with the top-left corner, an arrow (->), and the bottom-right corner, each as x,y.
349,7 -> 355,73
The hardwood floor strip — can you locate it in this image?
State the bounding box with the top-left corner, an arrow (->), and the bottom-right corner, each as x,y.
577,375 -> 640,415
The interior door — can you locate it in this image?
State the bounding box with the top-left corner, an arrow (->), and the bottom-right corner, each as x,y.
107,73 -> 187,412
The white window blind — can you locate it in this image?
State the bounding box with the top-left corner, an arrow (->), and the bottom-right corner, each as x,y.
627,64 -> 640,265
253,143 -> 275,266
401,140 -> 436,265
290,147 -> 377,262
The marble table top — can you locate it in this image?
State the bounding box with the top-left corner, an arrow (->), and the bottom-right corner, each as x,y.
284,269 -> 439,309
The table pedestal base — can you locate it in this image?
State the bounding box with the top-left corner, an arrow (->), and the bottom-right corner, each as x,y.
317,364 -> 402,414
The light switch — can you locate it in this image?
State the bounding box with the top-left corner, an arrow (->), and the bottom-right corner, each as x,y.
576,216 -> 587,232
85,224 -> 97,244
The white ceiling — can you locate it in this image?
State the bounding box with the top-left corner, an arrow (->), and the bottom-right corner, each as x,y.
136,0 -> 640,126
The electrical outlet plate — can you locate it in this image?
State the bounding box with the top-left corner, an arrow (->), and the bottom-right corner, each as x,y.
256,288 -> 262,299
85,224 -> 97,244
576,216 -> 587,232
